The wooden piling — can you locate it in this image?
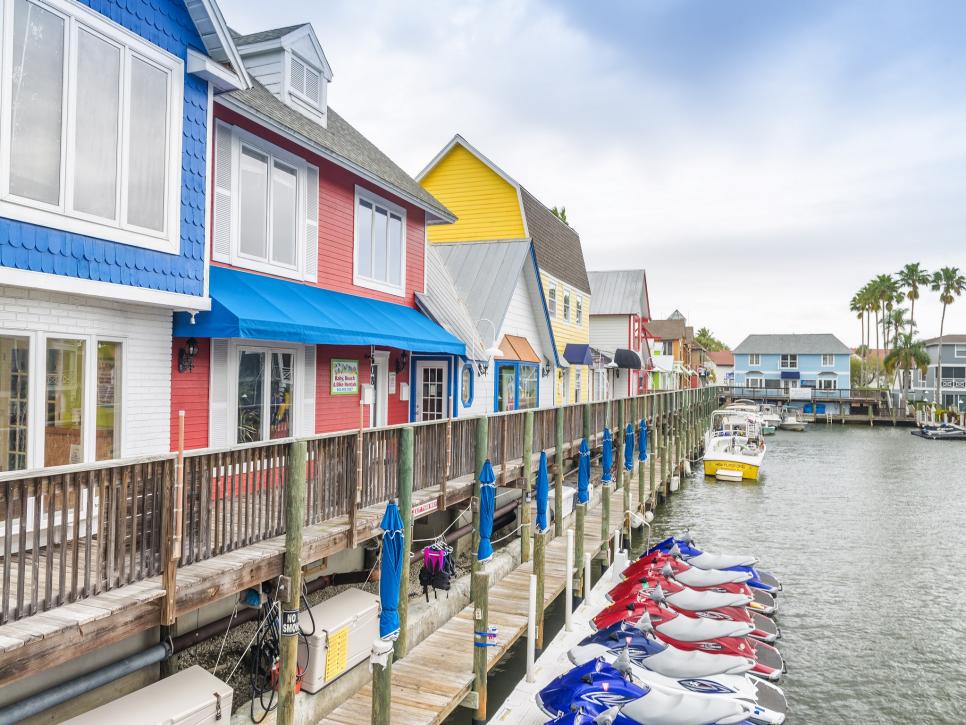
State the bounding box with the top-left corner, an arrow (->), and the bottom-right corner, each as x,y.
277,440 -> 307,725
521,410 -> 534,563
472,568 -> 489,725
371,639 -> 393,725
534,528 -> 546,648
394,426 -> 414,660
582,401 -> 591,442
574,502 -> 586,596
554,406 -> 564,537
472,415 -> 488,603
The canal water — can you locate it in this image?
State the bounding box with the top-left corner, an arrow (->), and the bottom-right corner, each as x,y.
446,425 -> 966,724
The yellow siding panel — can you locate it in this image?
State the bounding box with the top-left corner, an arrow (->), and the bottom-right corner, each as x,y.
422,145 -> 526,242
541,272 -> 590,403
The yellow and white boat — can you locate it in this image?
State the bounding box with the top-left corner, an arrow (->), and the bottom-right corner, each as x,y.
704,409 -> 766,481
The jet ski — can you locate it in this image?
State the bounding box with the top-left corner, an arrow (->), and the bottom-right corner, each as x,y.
569,631 -> 787,724
593,594 -> 755,641
615,562 -> 757,601
615,578 -> 753,613
622,553 -> 753,588
648,536 -> 782,595
537,658 -> 756,725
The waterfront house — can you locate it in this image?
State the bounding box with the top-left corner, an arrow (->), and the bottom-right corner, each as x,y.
586,269 -> 652,400
707,350 -> 735,384
733,333 -> 851,412
417,135 -> 592,405
646,316 -> 690,389
171,22 -> 464,445
0,0 -> 249,473
903,335 -> 966,410
417,241 -> 559,414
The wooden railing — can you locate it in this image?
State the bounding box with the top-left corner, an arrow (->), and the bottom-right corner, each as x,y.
0,389 -> 716,624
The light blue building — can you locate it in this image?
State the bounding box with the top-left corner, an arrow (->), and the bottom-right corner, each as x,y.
733,333 -> 852,413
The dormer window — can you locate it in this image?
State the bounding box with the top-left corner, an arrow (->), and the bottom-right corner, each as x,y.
289,55 -> 322,108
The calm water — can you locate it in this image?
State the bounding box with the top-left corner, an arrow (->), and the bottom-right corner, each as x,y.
448,425 -> 966,723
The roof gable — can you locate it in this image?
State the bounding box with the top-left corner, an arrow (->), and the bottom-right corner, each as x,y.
646,319 -> 686,340
519,188 -> 590,294
230,23 -> 332,80
587,270 -> 648,316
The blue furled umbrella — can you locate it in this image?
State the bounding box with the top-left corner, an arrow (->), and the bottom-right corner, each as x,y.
536,451 -> 550,532
601,427 -> 613,484
378,501 -> 404,639
639,419 -> 648,462
477,460 -> 496,562
577,439 -> 591,504
624,423 -> 635,472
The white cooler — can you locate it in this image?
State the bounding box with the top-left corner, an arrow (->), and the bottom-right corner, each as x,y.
63,666 -> 232,725
298,587 -> 380,693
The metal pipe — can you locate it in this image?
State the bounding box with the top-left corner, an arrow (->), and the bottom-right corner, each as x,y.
0,643 -> 171,725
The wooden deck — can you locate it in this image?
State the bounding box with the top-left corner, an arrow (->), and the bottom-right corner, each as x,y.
321,480 -> 641,725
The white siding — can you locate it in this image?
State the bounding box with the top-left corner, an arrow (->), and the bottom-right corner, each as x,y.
498,266 -> 555,409
242,50 -> 284,96
0,286 -> 171,460
589,314 -> 629,353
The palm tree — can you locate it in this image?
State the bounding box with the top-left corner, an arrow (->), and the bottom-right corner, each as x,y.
897,263 -> 930,336
872,274 -> 898,352
931,267 -> 966,405
884,333 -> 930,410
850,292 -> 866,384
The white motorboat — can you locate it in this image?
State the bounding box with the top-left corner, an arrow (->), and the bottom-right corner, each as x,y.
779,409 -> 808,432
703,410 -> 766,481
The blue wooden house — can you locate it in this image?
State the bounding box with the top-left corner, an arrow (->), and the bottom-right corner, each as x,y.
733,333 -> 851,412
0,0 -> 248,472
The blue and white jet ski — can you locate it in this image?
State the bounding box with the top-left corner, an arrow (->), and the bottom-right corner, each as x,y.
647,535 -> 782,596
537,659 -> 756,725
569,623 -> 787,724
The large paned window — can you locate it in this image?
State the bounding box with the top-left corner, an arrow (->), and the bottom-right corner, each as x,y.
821,354 -> 835,367
1,0 -> 183,252
519,366 -> 538,409
748,353 -> 761,366
495,363 -> 539,411
44,338 -> 84,466
238,146 -> 300,268
95,341 -> 121,460
236,348 -> 295,443
780,354 -> 798,369
0,336 -> 29,471
817,376 -> 837,390
575,295 -> 583,325
746,375 -> 764,389
354,187 -> 406,296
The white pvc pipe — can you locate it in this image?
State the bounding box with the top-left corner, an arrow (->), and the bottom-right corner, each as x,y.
526,573 -> 537,683
584,552 -> 592,599
565,529 -> 574,632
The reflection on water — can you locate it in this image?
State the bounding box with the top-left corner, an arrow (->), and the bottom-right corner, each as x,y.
447,426 -> 966,724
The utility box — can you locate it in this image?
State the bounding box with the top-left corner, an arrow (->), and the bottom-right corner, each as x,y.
298,588 -> 380,693
63,666 -> 232,725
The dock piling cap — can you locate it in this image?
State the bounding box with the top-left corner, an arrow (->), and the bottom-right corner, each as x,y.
369,638 -> 393,671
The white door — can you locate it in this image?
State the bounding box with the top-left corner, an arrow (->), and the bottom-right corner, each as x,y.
415,362 -> 448,421
370,352 -> 389,427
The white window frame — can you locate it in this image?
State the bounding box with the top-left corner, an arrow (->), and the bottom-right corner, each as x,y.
228,126 -> 313,280
563,289 -> 571,322
780,354 -> 798,369
662,340 -> 673,356
821,353 -> 835,367
574,367 -> 582,403
748,353 -> 761,367
0,0 -> 184,254
817,376 -> 837,391
231,342 -> 300,444
353,185 -> 407,297
955,344 -> 966,359
746,374 -> 764,389
0,330 -> 127,472
547,283 -> 557,317
576,295 -> 583,325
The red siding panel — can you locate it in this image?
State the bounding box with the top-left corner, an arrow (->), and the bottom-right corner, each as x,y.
212,104 -> 427,304
170,338 -> 210,451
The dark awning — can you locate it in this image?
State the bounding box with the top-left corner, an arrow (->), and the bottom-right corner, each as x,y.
563,343 -> 593,366
781,371 -> 800,380
614,348 -> 642,369
174,266 -> 465,354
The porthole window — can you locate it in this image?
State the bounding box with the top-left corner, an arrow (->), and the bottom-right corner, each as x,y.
461,364 -> 474,407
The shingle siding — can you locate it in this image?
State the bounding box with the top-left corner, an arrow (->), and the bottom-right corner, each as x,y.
0,0 -> 210,298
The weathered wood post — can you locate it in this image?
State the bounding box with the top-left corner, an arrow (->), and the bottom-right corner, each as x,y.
619,400 -> 630,533
648,395 -> 657,506
394,426 -> 414,660
371,638 -> 394,725
534,527 -> 547,649
472,568 -> 490,725
638,398 -> 646,509
554,405 -> 564,537
616,399 -> 625,492
521,410 -> 534,563
583,401 -> 591,443
472,415 -> 488,602
277,440 -> 307,725
574,498 -> 586,598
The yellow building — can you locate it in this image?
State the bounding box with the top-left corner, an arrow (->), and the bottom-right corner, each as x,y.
418,136 -> 592,404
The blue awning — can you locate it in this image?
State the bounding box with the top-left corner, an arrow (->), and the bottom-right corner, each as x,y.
781,370 -> 800,380
174,267 -> 465,355
563,343 -> 593,366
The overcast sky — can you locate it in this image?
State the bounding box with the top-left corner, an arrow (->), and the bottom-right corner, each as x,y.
223,0 -> 966,348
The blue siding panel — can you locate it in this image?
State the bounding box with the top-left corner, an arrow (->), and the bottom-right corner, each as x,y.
0,0 -> 208,299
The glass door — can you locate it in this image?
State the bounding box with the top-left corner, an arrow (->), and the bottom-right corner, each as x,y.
416,362 -> 447,421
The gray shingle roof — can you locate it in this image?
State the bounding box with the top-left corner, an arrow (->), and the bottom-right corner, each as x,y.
223,82 -> 453,220
229,25 -> 307,45
520,189 -> 591,294
733,334 -> 851,355
923,334 -> 966,345
587,270 -> 649,317
646,319 -> 686,340
415,246 -> 486,356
